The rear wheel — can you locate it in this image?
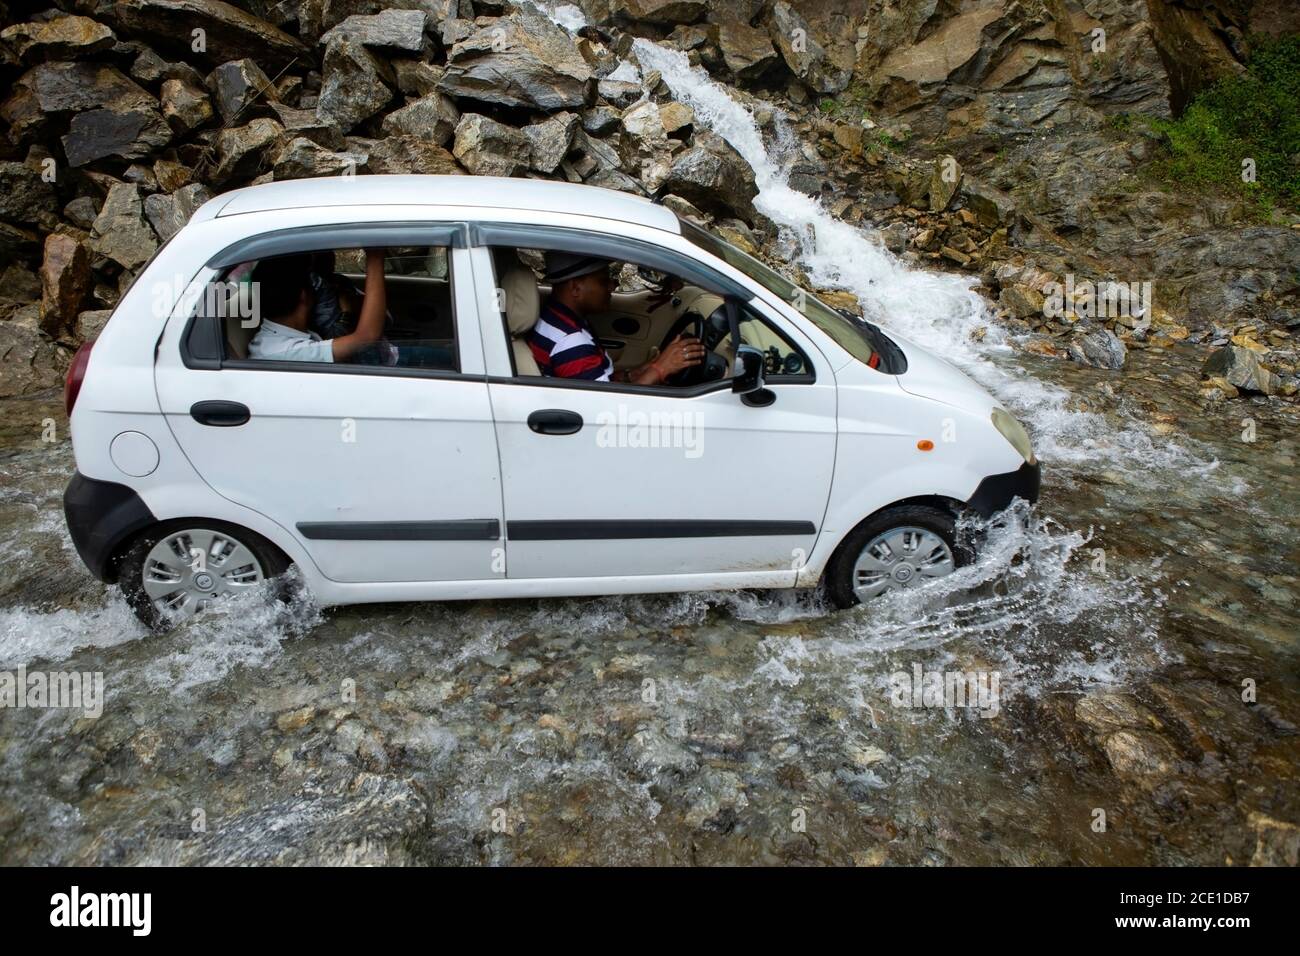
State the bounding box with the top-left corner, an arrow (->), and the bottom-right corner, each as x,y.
116,520 -> 288,630
824,505 -> 971,609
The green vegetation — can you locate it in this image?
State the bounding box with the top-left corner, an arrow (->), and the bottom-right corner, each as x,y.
1149,35 -> 1300,216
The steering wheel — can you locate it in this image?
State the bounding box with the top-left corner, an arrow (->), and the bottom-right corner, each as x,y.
656,310 -> 727,386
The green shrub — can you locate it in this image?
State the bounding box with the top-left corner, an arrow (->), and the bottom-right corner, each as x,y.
1150,35 -> 1300,215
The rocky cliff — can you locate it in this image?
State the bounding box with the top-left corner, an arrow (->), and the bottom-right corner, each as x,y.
0,0 -> 1296,398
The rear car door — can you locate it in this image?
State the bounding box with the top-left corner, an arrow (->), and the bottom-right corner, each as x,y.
154,223 -> 505,585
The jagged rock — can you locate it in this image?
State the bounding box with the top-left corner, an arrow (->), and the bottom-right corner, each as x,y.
452,114 -> 530,177
659,101 -> 693,134
929,155 -> 962,212
111,0 -> 308,70
380,92 -> 460,147
209,118 -> 284,185
153,160 -> 193,192
523,113 -> 578,175
581,106 -> 621,136
437,16 -> 476,49
596,79 -> 642,109
317,34 -> 394,132
90,183 -> 158,270
361,135 -> 461,175
1101,729 -> 1179,786
660,193 -> 710,227
161,78 -> 214,134
0,224 -> 41,267
77,309 -> 113,342
1,15 -> 116,63
767,1 -> 849,94
269,103 -> 346,150
143,183 -> 213,241
39,234 -> 92,338
440,8 -> 593,112
208,59 -> 278,123
63,197 -> 100,231
715,18 -> 777,82
999,284 -> 1045,320
320,9 -> 429,55
0,62 -> 156,142
392,59 -> 444,96
1068,329 -> 1127,370
610,0 -> 707,27
62,106 -> 172,167
0,162 -> 60,231
271,138 -> 364,180
0,319 -> 68,398
660,133 -> 758,223
619,100 -> 672,191
130,47 -> 205,87
1248,812 -> 1300,867
1201,345 -> 1279,396
961,177 -> 1016,227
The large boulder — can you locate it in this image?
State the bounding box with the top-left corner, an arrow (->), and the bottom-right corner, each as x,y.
715,18 -> 778,82
439,8 -> 593,112
766,2 -> 849,94
90,183 -> 158,270
110,0 -> 308,69
379,92 -> 460,147
62,106 -> 172,168
610,0 -> 707,26
1201,345 -> 1279,396
0,162 -> 60,231
0,15 -> 116,63
0,62 -> 156,142
208,59 -> 278,124
161,79 -> 215,134
316,33 -> 394,132
660,132 -> 758,223
1068,329 -> 1127,370
143,183 -> 213,241
320,9 -> 429,55
209,118 -> 284,185
39,234 -> 92,338
523,112 -> 579,175
361,136 -> 462,175
451,114 -> 530,177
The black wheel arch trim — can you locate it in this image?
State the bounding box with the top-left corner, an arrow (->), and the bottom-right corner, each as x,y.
63,472 -> 159,583
965,460 -> 1041,518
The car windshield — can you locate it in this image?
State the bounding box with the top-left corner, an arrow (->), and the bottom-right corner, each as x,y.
679,218 -> 900,371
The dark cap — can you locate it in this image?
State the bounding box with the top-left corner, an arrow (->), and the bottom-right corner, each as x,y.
543,250 -> 615,283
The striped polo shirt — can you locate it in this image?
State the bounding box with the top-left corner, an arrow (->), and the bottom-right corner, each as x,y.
527,299 -> 615,382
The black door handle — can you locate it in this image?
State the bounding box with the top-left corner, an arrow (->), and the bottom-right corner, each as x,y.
190,400 -> 250,426
527,409 -> 583,435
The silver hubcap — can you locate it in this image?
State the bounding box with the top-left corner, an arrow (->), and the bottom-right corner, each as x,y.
852,526 -> 956,603
141,528 -> 265,619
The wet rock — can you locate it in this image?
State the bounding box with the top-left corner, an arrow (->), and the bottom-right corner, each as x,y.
999,284 -> 1045,321
1075,692 -> 1162,734
379,92 -> 460,147
629,728 -> 698,775
89,183 -> 158,270
208,59 -> 277,124
715,18 -> 777,83
361,135 -> 460,175
1201,345 -> 1278,396
317,33 -> 394,133
161,79 -> 214,134
0,62 -> 156,142
452,114 -> 529,177
684,767 -> 748,829
111,0 -> 308,70
929,155 -> 962,212
1248,811 -> 1300,867
143,183 -> 212,241
209,118 -> 284,185
39,234 -> 92,338
523,112 -> 578,175
62,106 -> 172,168
767,2 -> 849,94
1068,330 -> 1127,370
1,15 -> 116,63
1101,729 -> 1180,785
659,101 -> 694,135
440,9 -> 593,112
0,162 -> 59,231
661,132 -> 758,223
597,79 -> 642,109
321,9 -> 429,55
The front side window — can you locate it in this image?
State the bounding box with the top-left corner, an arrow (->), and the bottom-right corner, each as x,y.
207,245 -> 459,372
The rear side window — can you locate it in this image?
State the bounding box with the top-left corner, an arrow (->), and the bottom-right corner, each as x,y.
184,245 -> 460,374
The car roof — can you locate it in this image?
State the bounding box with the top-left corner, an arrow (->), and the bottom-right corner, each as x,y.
192,174 -> 682,233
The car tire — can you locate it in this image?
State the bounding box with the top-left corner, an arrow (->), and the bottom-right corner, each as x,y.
824,505 -> 972,610
116,520 -> 290,631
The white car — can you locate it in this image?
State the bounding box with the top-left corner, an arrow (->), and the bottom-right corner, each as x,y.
62,175 -> 1038,628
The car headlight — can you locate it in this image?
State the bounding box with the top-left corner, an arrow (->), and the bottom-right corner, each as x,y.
991,408 -> 1036,465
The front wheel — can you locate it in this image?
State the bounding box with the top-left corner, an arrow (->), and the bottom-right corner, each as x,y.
116,520 -> 289,630
824,505 -> 972,609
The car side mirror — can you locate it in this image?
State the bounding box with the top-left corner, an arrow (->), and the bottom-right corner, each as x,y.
732,345 -> 765,394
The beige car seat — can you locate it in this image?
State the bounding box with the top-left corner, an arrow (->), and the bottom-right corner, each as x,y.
498,255 -> 542,376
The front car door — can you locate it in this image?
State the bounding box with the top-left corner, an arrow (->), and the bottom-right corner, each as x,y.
470,223 -> 837,585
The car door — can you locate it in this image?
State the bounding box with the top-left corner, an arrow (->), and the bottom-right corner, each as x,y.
154,230 -> 505,585
470,237 -> 837,583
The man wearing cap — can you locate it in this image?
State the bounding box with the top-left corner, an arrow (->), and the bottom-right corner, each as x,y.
528,251 -> 707,385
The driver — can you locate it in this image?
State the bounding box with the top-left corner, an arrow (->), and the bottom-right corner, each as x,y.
247,249 -> 387,363
529,251 -> 705,384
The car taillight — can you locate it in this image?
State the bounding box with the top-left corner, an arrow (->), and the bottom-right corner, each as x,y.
65,342 -> 93,416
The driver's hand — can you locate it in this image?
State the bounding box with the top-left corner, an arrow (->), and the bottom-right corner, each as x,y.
656,333 -> 707,377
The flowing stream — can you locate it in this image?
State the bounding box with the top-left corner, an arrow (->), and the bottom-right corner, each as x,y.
0,26 -> 1295,865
